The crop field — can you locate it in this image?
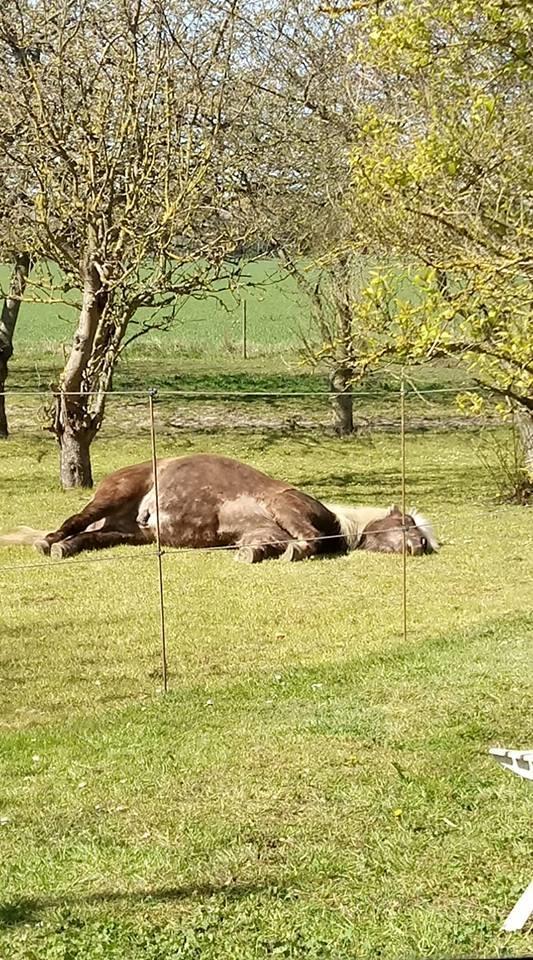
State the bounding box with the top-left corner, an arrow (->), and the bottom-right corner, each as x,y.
1,268 -> 533,959
1,260 -> 310,365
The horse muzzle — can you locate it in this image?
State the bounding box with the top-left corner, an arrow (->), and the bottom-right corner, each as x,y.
407,537 -> 426,556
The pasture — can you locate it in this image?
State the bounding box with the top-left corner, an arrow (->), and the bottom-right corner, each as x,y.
1,274 -> 533,958
1,398 -> 533,958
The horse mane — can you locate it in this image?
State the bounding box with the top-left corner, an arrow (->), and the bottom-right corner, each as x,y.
408,508 -> 440,552
324,503 -> 439,552
324,504 -> 389,549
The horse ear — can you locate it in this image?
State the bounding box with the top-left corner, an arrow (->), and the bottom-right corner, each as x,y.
389,504 -> 402,516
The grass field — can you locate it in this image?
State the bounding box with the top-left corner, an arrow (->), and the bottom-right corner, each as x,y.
1,260 -> 310,363
3,254 -> 481,436
1,418 -> 533,959
1,260 -> 532,957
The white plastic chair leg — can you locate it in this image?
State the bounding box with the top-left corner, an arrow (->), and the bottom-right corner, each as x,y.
502,879 -> 533,932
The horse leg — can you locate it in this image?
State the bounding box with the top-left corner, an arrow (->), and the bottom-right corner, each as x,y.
50,529 -> 148,559
34,496 -> 129,556
269,492 -> 325,561
234,521 -> 292,564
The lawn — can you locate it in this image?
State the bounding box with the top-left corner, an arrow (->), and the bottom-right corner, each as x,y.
1,418 -> 532,959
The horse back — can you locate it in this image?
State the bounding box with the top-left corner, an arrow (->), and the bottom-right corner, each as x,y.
92,460 -> 154,512
158,454 -> 289,499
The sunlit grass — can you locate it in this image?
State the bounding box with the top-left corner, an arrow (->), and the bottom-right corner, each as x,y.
1,426 -> 532,958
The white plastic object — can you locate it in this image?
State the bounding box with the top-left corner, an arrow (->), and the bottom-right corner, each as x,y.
490,747 -> 533,782
490,747 -> 533,932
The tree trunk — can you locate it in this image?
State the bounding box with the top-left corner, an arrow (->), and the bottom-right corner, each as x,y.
516,406 -> 533,483
330,367 -> 354,436
0,357 -> 9,439
58,423 -> 94,488
54,259 -> 106,488
0,252 -> 32,437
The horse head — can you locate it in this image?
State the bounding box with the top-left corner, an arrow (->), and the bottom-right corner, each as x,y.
360,505 -> 438,555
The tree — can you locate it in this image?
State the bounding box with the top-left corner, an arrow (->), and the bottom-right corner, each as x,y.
0,0 -> 258,486
280,251 -> 374,435
226,0 -> 374,432
0,27 -> 40,438
334,0 -> 533,485
0,253 -> 32,437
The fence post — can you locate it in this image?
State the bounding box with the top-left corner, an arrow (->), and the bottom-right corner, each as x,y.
242,299 -> 248,360
400,372 -> 408,647
148,388 -> 168,694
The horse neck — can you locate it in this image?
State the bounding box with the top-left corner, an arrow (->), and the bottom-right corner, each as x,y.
324,504 -> 390,550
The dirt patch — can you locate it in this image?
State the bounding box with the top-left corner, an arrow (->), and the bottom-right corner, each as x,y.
168,410 -> 500,434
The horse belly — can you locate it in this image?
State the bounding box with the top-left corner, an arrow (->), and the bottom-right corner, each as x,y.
137,489 -> 220,549
217,495 -> 272,544
137,489 -> 271,550
137,457 -> 288,551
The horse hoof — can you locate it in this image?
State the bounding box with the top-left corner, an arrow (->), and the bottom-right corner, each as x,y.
50,541 -> 70,560
281,543 -> 298,562
235,545 -> 261,564
33,539 -> 51,557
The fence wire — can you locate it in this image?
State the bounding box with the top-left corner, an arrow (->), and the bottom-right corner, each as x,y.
0,520 -> 435,573
1,384 -> 491,398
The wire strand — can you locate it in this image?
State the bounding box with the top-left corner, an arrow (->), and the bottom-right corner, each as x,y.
0,517 -> 437,574
0,385 -> 491,399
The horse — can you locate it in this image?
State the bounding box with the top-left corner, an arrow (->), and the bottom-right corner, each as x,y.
1,453 -> 439,562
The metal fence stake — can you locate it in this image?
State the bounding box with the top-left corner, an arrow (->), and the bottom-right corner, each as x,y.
400,371 -> 408,647
148,388 -> 168,694
242,299 -> 248,359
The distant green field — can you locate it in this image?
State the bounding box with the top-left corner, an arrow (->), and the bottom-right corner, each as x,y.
1,260 -> 313,359
3,257 -> 477,419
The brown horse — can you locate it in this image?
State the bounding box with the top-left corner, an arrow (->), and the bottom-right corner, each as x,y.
2,453 -> 439,562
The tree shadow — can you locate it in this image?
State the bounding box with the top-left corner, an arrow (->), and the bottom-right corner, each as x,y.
116,369 -> 324,402
297,464 -> 490,503
0,880 -> 282,927
250,429 -> 324,452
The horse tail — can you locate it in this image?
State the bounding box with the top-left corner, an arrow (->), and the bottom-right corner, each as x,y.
0,526 -> 48,547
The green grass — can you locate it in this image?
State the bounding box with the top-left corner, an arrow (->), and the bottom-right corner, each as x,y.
6,357 -> 480,449
2,259 -> 309,363
1,424 -> 533,959
1,253 -> 523,956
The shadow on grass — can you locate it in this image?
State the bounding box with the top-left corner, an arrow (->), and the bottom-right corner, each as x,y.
0,880 -> 283,927
8,365 -> 325,397
297,464 -> 491,503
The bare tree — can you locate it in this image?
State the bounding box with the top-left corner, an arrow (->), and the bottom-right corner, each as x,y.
0,26 -> 40,438
0,0 -> 258,486
279,251 -> 370,435
226,1 -> 375,432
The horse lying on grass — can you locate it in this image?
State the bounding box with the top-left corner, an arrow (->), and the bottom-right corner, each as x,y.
2,453 -> 439,562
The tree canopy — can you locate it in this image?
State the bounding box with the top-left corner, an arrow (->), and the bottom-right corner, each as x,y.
335,0 -> 533,479
0,0 -> 266,483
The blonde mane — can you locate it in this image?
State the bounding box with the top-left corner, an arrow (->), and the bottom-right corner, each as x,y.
324,504 -> 389,549
324,503 -> 439,552
408,508 -> 439,552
